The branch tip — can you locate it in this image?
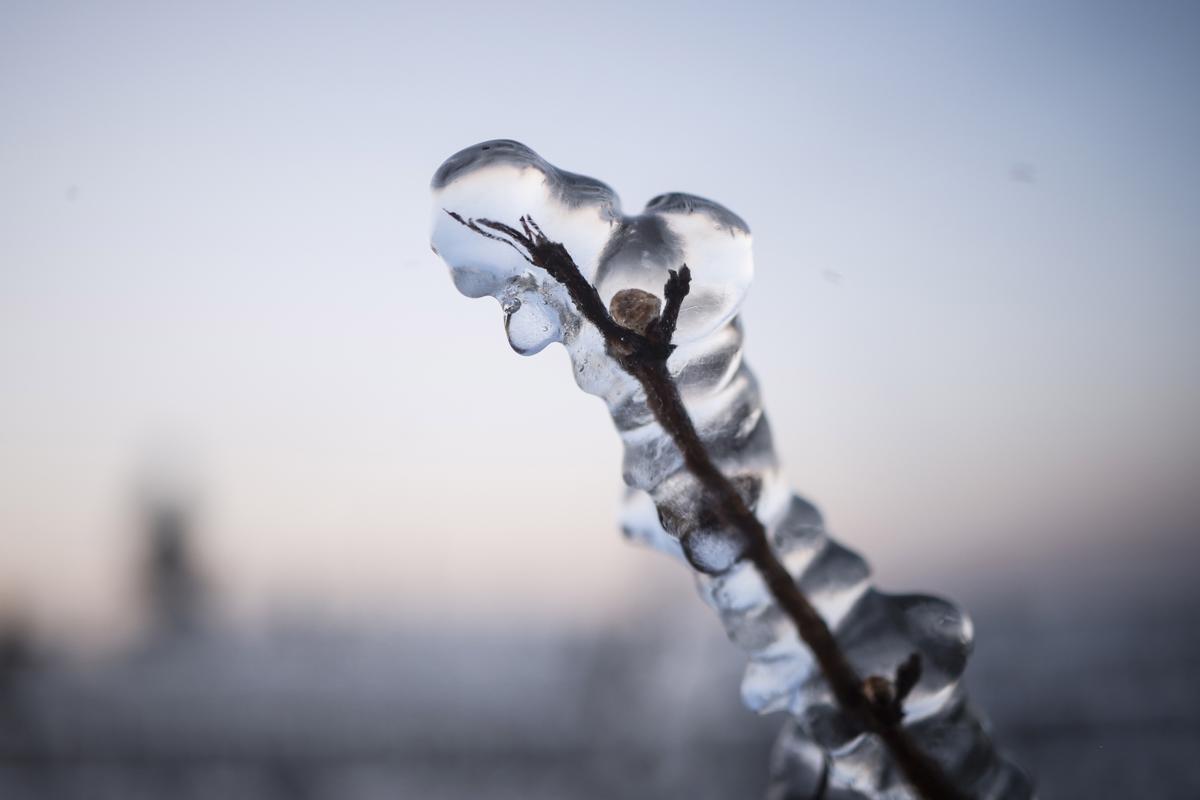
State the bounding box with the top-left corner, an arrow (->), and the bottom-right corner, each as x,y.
652,263 -> 692,346
895,653 -> 923,703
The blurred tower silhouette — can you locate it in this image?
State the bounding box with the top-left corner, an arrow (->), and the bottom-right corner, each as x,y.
142,497 -> 207,640
0,619 -> 36,750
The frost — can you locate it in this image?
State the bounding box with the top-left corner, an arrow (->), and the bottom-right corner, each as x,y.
430,140 -> 1033,799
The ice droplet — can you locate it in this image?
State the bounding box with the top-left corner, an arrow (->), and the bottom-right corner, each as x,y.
683,527 -> 746,575
503,292 -> 561,356
430,139 -> 753,348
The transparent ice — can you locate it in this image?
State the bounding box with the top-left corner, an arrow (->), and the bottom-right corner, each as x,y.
430,140 -> 1033,799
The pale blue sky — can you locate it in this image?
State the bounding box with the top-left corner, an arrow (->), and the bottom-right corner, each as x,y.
2,1 -> 1197,643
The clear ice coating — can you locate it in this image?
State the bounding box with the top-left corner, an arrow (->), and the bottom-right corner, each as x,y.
430,140 -> 1034,799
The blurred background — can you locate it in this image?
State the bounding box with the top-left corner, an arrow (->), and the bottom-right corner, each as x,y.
1,1 -> 1198,798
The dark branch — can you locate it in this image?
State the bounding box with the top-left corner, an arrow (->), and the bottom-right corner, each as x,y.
648,265 -> 691,346
895,652 -> 923,704
448,212 -> 966,800
444,210 -> 535,265
815,755 -> 831,800
447,211 -> 674,360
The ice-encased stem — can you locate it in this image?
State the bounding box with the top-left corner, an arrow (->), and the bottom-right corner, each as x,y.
430,140 -> 1033,799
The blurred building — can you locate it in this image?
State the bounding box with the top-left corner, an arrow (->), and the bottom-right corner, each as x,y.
1,495 -> 1198,799
0,500 -> 774,800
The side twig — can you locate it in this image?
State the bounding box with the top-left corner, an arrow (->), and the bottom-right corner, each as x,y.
447,211 -> 968,800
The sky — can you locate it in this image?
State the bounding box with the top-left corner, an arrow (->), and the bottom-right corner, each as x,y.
1,0 -> 1198,646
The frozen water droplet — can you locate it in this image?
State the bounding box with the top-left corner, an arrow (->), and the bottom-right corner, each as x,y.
699,560 -> 770,614
431,140 -> 753,353
504,293 -> 562,355
683,527 -> 746,574
619,486 -> 683,558
431,140 -> 619,303
594,199 -> 753,345
500,296 -> 521,315
767,723 -> 828,800
742,652 -> 812,713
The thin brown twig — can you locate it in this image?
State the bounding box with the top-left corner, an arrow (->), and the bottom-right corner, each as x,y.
447,211 -> 968,800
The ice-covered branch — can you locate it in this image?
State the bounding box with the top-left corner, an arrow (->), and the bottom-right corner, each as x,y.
446,206 -> 964,799
429,140 -> 1033,800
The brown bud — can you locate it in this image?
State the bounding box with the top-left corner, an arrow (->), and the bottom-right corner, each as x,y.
863,675 -> 896,708
609,289 -> 662,335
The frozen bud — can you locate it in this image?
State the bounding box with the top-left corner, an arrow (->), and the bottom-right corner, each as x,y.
863,675 -> 896,708
609,288 -> 662,335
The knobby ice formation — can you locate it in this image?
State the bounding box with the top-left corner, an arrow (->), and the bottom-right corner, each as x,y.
429,140 -> 1033,799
